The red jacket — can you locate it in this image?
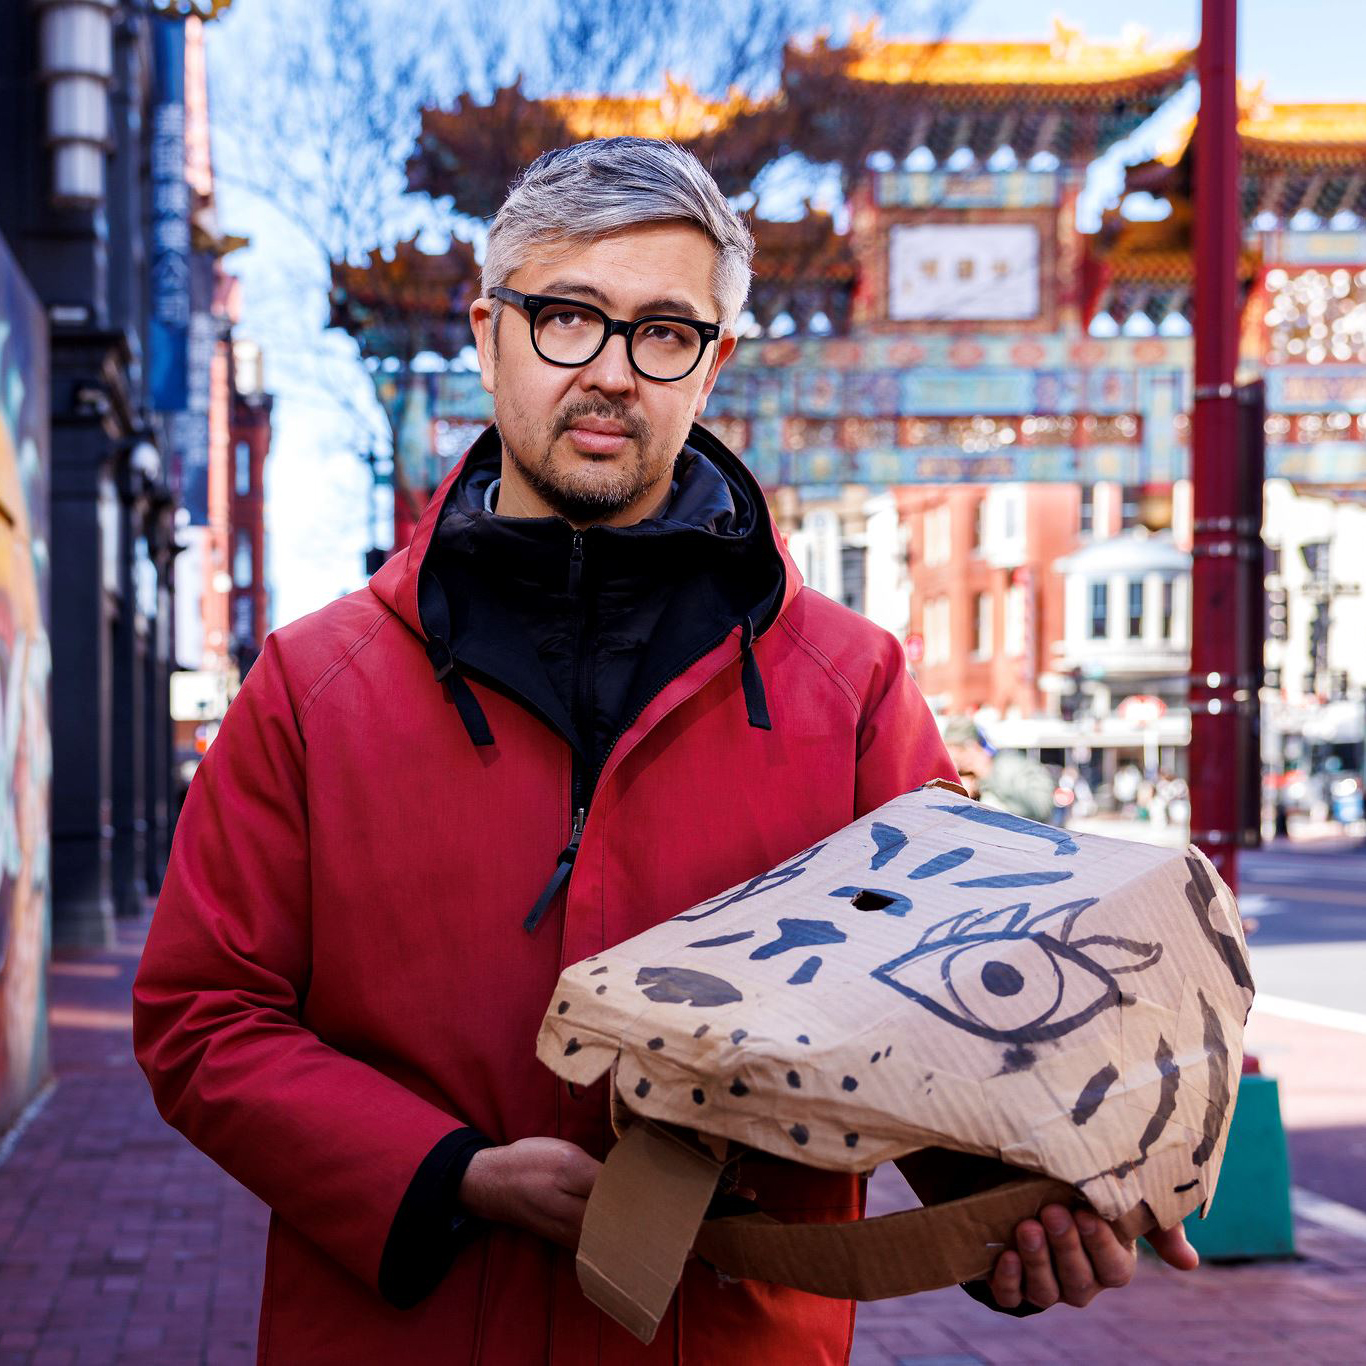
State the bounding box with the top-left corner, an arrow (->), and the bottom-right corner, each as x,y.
133,433 -> 956,1365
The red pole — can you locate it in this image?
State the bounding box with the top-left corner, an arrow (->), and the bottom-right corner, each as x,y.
1189,0 -> 1246,893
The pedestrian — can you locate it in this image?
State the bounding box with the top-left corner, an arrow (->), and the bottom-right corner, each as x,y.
132,137 -> 1196,1365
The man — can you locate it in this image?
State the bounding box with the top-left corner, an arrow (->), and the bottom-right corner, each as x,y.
133,138 -> 1196,1365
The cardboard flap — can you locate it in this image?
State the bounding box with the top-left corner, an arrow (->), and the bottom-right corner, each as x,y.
694,1173 -> 1079,1299
575,1121 -> 724,1345
577,1121 -> 1080,1343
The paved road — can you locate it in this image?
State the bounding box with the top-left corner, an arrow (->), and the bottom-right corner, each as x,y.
1238,840 -> 1366,1015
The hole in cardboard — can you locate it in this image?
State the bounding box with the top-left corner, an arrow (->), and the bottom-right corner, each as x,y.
850,889 -> 895,912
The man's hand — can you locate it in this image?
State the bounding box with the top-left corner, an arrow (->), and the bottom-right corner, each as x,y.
989,1204 -> 1200,1311
458,1138 -> 602,1249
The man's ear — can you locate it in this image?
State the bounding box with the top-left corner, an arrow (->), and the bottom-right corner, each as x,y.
692,332 -> 738,419
469,297 -> 497,396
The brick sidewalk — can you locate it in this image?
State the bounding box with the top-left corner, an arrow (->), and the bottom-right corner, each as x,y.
2,914 -> 1363,1365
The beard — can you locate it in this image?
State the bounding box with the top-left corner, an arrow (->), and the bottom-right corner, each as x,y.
500,396 -> 672,524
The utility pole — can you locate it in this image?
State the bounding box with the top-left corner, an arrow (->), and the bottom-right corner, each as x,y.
1189,0 -> 1262,893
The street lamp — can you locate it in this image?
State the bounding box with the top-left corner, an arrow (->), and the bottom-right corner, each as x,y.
33,0 -> 116,209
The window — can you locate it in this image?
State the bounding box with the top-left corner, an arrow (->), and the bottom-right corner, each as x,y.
924,504 -> 951,567
1089,582 -> 1108,639
233,530 -> 253,588
1128,580 -> 1144,638
925,596 -> 951,664
970,500 -> 984,555
234,441 -> 251,497
1004,584 -> 1026,658
1003,496 -> 1019,542
972,592 -> 993,660
840,544 -> 865,613
1079,485 -> 1094,536
1162,579 -> 1175,638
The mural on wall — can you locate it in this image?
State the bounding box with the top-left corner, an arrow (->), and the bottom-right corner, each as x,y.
0,234 -> 53,1131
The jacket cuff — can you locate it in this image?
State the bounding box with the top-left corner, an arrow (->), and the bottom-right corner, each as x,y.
378,1127 -> 497,1309
959,1278 -> 1047,1317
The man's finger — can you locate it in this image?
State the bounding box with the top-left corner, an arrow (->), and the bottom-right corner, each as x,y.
1145,1223 -> 1200,1271
1075,1209 -> 1136,1289
989,1250 -> 1024,1309
1040,1205 -> 1098,1305
1014,1218 -> 1060,1309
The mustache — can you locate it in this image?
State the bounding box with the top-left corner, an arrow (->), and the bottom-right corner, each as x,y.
552,402 -> 649,442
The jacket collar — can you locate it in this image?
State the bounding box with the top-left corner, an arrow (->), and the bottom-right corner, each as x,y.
367,422 -> 804,643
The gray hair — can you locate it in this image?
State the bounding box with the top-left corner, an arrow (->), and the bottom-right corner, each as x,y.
482,137 -> 754,328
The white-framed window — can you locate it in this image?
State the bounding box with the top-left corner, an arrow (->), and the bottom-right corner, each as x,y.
1004,583 -> 1026,658
971,592 -> 993,660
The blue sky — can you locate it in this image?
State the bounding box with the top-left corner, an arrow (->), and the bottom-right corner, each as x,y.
208,2 -> 1364,629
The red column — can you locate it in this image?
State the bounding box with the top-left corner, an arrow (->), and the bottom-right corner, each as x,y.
1189,0 -> 1253,893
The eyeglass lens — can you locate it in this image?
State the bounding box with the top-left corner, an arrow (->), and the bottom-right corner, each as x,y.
532,303 -> 702,380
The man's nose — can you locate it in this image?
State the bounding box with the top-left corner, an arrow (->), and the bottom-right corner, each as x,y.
576,329 -> 635,396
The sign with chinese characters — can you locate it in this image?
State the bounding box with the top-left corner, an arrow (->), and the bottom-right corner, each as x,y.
889,223 -> 1040,322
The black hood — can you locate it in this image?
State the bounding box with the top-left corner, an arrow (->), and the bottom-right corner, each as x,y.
417,423 -> 785,779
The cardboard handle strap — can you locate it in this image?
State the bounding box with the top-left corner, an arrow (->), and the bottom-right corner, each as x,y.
576,1121 -> 1077,1345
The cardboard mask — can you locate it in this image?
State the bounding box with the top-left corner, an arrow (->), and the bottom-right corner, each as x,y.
538,782 -> 1254,1343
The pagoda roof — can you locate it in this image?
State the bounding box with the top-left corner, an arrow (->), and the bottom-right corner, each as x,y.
329,235 -> 479,361
793,19 -> 1194,103
1129,95 -> 1366,220
1084,200 -> 1260,324
407,23 -> 1196,215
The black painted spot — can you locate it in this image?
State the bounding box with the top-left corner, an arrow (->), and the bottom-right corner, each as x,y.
595,985 -> 607,995
790,1124 -> 809,1146
688,930 -> 755,949
884,1045 -> 893,1056
1071,1062 -> 1120,1126
1001,1044 -> 1035,1072
564,1038 -> 581,1056
647,1037 -> 664,1051
787,955 -> 822,985
635,1077 -> 651,1099
842,1076 -> 858,1092
844,1132 -> 859,1148
786,1070 -> 801,1089
797,1034 -> 810,1045
981,960 -> 1025,997
636,966 -> 743,1007
870,822 -> 908,870
730,1078 -> 749,1097
692,1088 -> 706,1105
731,1029 -> 748,1045
906,846 -> 975,880
693,1024 -> 710,1039
1173,1178 -> 1199,1193
751,918 -> 847,959
870,1051 -> 881,1063
1192,989 -> 1231,1167
589,966 -> 608,976
556,1000 -> 570,1014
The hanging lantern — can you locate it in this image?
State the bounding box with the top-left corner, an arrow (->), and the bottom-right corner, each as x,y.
33,0 -> 116,208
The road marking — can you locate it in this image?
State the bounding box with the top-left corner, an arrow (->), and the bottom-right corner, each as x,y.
1253,994 -> 1366,1035
0,1078 -> 57,1169
1293,1186 -> 1366,1243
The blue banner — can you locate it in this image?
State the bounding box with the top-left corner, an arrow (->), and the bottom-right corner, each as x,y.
148,19 -> 188,413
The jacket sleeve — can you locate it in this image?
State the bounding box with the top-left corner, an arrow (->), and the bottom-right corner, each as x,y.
132,633 -> 477,1297
853,633 -> 959,815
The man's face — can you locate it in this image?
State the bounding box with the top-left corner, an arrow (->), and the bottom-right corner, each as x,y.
469,222 -> 737,527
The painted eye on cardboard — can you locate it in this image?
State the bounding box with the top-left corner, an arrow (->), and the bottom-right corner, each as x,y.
871,899 -> 1162,1046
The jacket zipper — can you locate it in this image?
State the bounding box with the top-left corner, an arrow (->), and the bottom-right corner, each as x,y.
525,533 -> 590,933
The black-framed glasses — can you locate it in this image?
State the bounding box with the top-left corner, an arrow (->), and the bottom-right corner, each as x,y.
490,287 -> 721,383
